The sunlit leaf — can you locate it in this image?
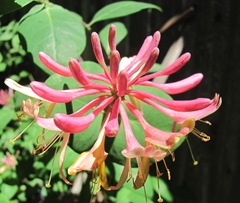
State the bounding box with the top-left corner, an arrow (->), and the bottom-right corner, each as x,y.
88,1 -> 162,26
18,4 -> 86,75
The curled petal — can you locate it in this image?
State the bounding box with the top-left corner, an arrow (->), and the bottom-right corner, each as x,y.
4,79 -> 50,102
135,94 -> 221,123
39,52 -> 72,77
137,52 -> 191,83
137,73 -> 203,94
59,133 -> 72,185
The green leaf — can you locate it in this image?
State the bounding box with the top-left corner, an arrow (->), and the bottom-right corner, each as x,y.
0,0 -> 33,15
0,193 -> 10,203
88,1 -> 162,26
0,106 -> 15,131
99,22 -> 128,56
18,4 -> 86,75
1,183 -> 18,200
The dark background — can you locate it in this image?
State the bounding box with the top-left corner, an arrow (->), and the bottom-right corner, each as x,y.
2,0 -> 240,203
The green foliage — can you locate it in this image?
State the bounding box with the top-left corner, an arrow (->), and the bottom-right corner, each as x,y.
0,0 -> 33,15
88,1 -> 162,27
18,4 -> 86,74
0,20 -> 26,73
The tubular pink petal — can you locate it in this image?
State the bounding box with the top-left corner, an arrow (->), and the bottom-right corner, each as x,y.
110,50 -> 120,88
69,58 -> 92,86
137,52 -> 191,83
36,117 -> 61,131
117,70 -> 128,97
129,90 -> 212,111
71,95 -> 109,117
69,58 -> 109,90
4,78 -> 50,102
39,52 -> 72,77
91,32 -> 111,80
108,24 -> 116,51
137,73 -> 203,94
105,98 -> 120,137
30,81 -> 107,103
119,104 -> 144,154
54,97 -> 114,133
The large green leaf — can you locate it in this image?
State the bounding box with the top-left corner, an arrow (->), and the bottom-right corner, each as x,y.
18,4 -> 86,75
0,0 -> 33,15
88,1 -> 162,26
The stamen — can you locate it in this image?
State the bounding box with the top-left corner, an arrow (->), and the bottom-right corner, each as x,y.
186,137 -> 198,165
162,158 -> 171,180
192,128 -> 210,142
45,135 -> 62,188
168,149 -> 175,162
36,132 -> 63,156
199,119 -> 212,125
154,160 -> 164,202
9,120 -> 35,144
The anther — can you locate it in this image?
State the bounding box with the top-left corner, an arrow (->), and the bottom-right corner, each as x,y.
163,159 -> 171,180
192,128 -> 210,142
186,137 -> 198,166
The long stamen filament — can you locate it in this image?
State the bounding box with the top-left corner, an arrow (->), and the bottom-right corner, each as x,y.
37,132 -> 63,156
10,120 -> 35,144
154,160 -> 164,202
186,137 -> 198,165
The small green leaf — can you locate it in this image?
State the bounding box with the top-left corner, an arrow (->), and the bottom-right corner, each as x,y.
88,1 -> 162,26
18,4 -> 86,75
0,106 -> 15,131
0,0 -> 33,15
1,183 -> 18,200
99,22 -> 128,56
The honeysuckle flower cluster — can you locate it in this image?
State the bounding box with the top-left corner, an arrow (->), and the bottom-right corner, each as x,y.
4,25 -> 221,200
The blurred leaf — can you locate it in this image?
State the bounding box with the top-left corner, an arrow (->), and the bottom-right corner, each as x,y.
1,183 -> 18,199
0,0 -> 33,15
88,1 -> 162,26
18,4 -> 86,75
99,22 -> 128,56
0,193 -> 10,203
150,63 -> 164,73
0,106 -> 15,131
